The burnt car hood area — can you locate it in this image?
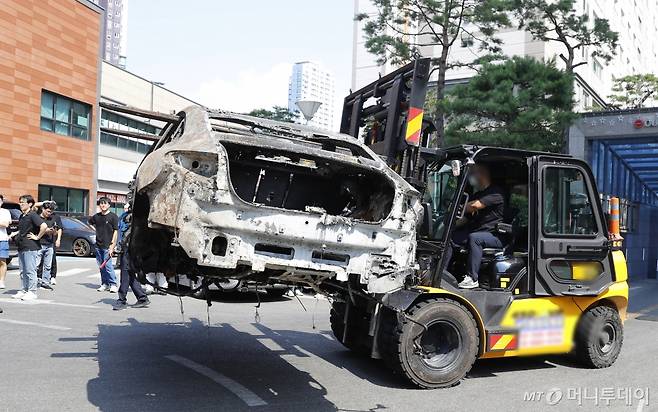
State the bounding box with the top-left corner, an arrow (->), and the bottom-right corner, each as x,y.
130,106 -> 422,294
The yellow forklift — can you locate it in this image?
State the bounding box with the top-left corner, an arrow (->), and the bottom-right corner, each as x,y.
333,59 -> 629,388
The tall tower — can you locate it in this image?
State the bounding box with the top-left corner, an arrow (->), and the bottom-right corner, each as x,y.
93,0 -> 128,68
288,61 -> 336,130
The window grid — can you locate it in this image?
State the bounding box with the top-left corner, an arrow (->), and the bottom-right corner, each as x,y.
40,90 -> 91,140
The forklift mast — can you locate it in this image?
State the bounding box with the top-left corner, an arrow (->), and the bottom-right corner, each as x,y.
340,58 -> 435,189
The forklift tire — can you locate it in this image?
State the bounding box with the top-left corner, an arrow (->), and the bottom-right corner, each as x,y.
381,298 -> 479,389
575,305 -> 623,368
330,300 -> 370,353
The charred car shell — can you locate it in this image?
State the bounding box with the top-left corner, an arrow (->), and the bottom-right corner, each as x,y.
130,106 -> 422,293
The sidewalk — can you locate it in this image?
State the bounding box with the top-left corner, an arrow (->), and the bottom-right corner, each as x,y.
628,278 -> 658,320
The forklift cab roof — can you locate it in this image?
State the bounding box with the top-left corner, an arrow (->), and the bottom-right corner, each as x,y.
436,145 -> 573,163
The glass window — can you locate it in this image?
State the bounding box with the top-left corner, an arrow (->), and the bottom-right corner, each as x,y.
543,168 -> 598,235
425,163 -> 460,240
55,121 -> 69,136
52,187 -> 68,209
38,185 -> 89,214
40,118 -> 53,132
68,190 -> 85,214
40,92 -> 54,118
38,186 -> 49,203
55,97 -> 70,122
72,102 -> 89,127
40,90 -> 90,140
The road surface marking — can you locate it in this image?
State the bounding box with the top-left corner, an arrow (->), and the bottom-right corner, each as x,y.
165,355 -> 267,407
86,269 -> 119,279
257,338 -> 285,351
56,268 -> 91,277
0,318 -> 71,331
0,298 -> 101,310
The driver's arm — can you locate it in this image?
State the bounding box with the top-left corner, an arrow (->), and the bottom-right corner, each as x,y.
466,190 -> 504,215
465,199 -> 486,215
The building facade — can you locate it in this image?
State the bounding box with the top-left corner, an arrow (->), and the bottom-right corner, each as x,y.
288,61 -> 336,130
98,61 -> 199,214
352,0 -> 658,110
569,108 -> 658,279
0,0 -> 103,214
92,0 -> 128,68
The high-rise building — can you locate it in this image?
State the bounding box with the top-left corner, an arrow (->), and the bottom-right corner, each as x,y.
92,0 -> 128,68
288,61 -> 336,130
352,0 -> 658,110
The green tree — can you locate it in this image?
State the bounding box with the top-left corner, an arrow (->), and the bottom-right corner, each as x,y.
608,74 -> 658,109
444,56 -> 576,152
509,0 -> 618,74
356,0 -> 509,146
247,106 -> 297,123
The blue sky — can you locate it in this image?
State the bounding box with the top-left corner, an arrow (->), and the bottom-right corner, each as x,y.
127,0 -> 355,118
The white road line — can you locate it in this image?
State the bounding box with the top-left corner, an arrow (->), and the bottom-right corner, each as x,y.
0,318 -> 71,331
0,298 -> 101,309
165,355 -> 267,407
56,268 -> 92,277
86,269 -> 119,279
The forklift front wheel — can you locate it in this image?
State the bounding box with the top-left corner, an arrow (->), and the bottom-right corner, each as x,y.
387,297 -> 479,389
575,305 -> 623,368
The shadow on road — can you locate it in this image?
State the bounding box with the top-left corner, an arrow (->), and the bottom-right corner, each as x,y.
63,318 -> 338,411
57,311 -> 586,412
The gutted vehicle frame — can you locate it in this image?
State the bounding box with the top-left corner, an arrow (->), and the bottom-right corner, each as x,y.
128,106 -> 423,294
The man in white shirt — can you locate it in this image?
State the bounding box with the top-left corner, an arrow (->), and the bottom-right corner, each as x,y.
0,194 -> 12,290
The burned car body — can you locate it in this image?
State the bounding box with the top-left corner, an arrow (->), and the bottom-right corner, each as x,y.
129,106 -> 423,294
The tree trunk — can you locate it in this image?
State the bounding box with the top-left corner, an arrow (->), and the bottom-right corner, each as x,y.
560,47 -> 576,153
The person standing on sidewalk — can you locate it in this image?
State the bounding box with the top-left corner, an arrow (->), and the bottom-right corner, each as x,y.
9,195 -> 47,301
89,197 -> 119,293
0,194 -> 12,290
35,201 -> 61,291
113,204 -> 149,310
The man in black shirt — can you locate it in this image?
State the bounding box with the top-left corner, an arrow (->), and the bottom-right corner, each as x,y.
89,197 -> 119,292
8,195 -> 47,300
113,205 -> 150,310
35,201 -> 62,290
444,164 -> 505,289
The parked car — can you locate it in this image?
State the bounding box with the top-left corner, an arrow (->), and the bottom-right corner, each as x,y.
59,216 -> 96,257
1,201 -> 20,265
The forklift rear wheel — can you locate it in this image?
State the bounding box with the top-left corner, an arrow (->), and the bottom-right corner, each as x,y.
575,305 -> 623,368
383,297 -> 479,389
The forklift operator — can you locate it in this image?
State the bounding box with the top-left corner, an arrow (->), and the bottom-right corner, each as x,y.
444,164 -> 505,289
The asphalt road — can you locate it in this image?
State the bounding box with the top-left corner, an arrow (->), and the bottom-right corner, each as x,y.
1,257 -> 657,412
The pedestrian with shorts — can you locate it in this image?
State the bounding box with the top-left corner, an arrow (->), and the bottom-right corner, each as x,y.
35,201 -> 61,290
9,195 -> 47,301
89,197 -> 119,293
113,204 -> 149,310
0,194 -> 11,290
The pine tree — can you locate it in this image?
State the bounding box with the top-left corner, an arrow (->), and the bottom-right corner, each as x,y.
608,74 -> 658,109
444,56 -> 576,152
356,0 -> 509,146
509,0 -> 618,74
